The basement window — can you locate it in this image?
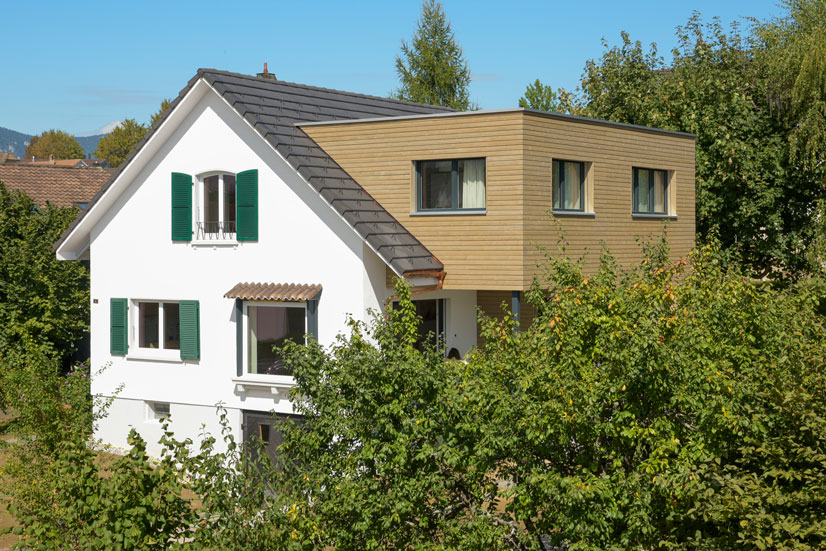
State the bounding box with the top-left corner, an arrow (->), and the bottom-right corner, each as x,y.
146,401 -> 170,422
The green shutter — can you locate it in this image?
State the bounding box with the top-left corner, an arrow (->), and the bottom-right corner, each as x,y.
110,298 -> 128,355
179,300 -> 200,360
171,172 -> 192,241
236,169 -> 258,241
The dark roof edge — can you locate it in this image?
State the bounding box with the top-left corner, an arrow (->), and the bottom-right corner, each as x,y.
297,107 -> 697,139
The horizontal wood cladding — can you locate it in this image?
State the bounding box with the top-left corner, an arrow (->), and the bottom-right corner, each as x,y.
522,114 -> 695,288
303,111 -> 695,291
305,112 -> 527,290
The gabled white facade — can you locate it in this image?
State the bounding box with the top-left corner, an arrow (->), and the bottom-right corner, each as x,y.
60,79 -> 478,456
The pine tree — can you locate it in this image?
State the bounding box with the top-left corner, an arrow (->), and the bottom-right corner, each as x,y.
394,0 -> 474,110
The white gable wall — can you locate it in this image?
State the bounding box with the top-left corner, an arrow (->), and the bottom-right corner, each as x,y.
89,86 -> 388,454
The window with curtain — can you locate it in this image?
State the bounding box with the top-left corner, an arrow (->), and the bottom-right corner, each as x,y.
247,304 -> 306,376
633,168 -> 668,214
552,160 -> 585,211
417,159 -> 486,211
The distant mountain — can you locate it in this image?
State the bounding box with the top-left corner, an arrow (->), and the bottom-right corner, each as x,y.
75,134 -> 105,157
0,126 -> 32,158
0,126 -> 105,159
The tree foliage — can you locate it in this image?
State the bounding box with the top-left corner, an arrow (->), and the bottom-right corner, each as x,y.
150,99 -> 172,127
0,183 -> 89,372
518,79 -> 578,114
394,0 -> 474,110
3,242 -> 825,549
520,2 -> 826,280
93,119 -> 147,168
23,129 -> 84,160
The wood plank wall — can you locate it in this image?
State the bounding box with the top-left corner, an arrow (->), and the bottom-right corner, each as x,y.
304,112 -> 526,290
522,114 -> 696,288
303,111 -> 695,292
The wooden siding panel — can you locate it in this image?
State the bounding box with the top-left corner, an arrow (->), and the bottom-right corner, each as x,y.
304,111 -> 695,291
305,112 -> 527,290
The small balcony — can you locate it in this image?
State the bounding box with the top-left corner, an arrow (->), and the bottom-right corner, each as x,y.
196,220 -> 236,241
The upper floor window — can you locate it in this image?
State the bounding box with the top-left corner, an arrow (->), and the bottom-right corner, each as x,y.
416,158 -> 486,212
552,160 -> 585,211
633,168 -> 668,214
198,173 -> 236,239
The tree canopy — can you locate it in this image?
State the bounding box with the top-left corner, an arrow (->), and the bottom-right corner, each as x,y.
23,129 -> 85,160
94,99 -> 173,168
394,0 -> 474,110
93,119 -> 147,168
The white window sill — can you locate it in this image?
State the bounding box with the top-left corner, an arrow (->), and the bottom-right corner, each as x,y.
632,213 -> 678,220
191,239 -> 239,248
233,374 -> 295,395
409,209 -> 487,216
552,210 -> 596,217
126,350 -> 183,363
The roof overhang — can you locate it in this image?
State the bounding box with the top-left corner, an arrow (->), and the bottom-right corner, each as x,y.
55,77 -> 212,260
224,282 -> 322,302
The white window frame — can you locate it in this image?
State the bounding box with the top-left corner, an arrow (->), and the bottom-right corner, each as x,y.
194,171 -> 237,243
243,301 -> 307,377
128,299 -> 181,362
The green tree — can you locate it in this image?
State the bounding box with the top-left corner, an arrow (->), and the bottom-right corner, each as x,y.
93,118 -> 147,168
394,0 -> 474,110
150,98 -> 172,127
754,0 -> 826,176
23,129 -> 84,160
0,183 -> 89,369
518,79 -> 578,114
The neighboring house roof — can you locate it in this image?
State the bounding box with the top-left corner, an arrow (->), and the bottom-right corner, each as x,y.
224,282 -> 322,302
0,164 -> 112,208
0,153 -> 19,163
55,68 -> 452,276
24,158 -> 111,169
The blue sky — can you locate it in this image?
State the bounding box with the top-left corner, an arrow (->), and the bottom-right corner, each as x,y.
1,0 -> 783,136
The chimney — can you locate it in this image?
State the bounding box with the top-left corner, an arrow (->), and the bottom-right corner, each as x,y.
257,62 -> 276,80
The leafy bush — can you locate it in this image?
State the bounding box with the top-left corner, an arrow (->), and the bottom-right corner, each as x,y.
2,240 -> 824,550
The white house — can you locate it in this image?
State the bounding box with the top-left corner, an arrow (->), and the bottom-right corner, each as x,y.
55,68 -> 696,457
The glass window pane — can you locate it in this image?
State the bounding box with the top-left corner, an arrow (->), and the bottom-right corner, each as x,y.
564,162 -> 582,210
552,161 -> 561,209
223,174 -> 236,225
164,303 -> 180,350
457,159 -> 485,209
636,169 -> 650,212
138,302 -> 159,349
204,175 -> 219,229
248,305 -> 305,375
415,299 -> 439,351
420,161 -> 452,210
653,170 -> 666,213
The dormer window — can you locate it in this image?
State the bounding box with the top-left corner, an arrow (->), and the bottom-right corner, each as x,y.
198,173 -> 236,240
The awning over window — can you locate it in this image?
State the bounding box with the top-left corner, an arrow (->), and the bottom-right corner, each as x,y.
224,282 -> 322,302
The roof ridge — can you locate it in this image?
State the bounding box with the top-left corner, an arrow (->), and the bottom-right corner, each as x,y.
197,68 -> 456,114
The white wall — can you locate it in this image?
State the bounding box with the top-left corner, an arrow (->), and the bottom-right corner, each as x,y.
88,85 -> 389,455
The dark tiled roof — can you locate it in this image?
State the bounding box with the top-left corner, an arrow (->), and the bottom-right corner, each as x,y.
224,282 -> 322,302
0,164 -> 111,208
56,68 -> 450,275
202,69 -> 449,274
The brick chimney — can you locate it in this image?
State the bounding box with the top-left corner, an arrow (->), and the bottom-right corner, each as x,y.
257,62 -> 276,80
